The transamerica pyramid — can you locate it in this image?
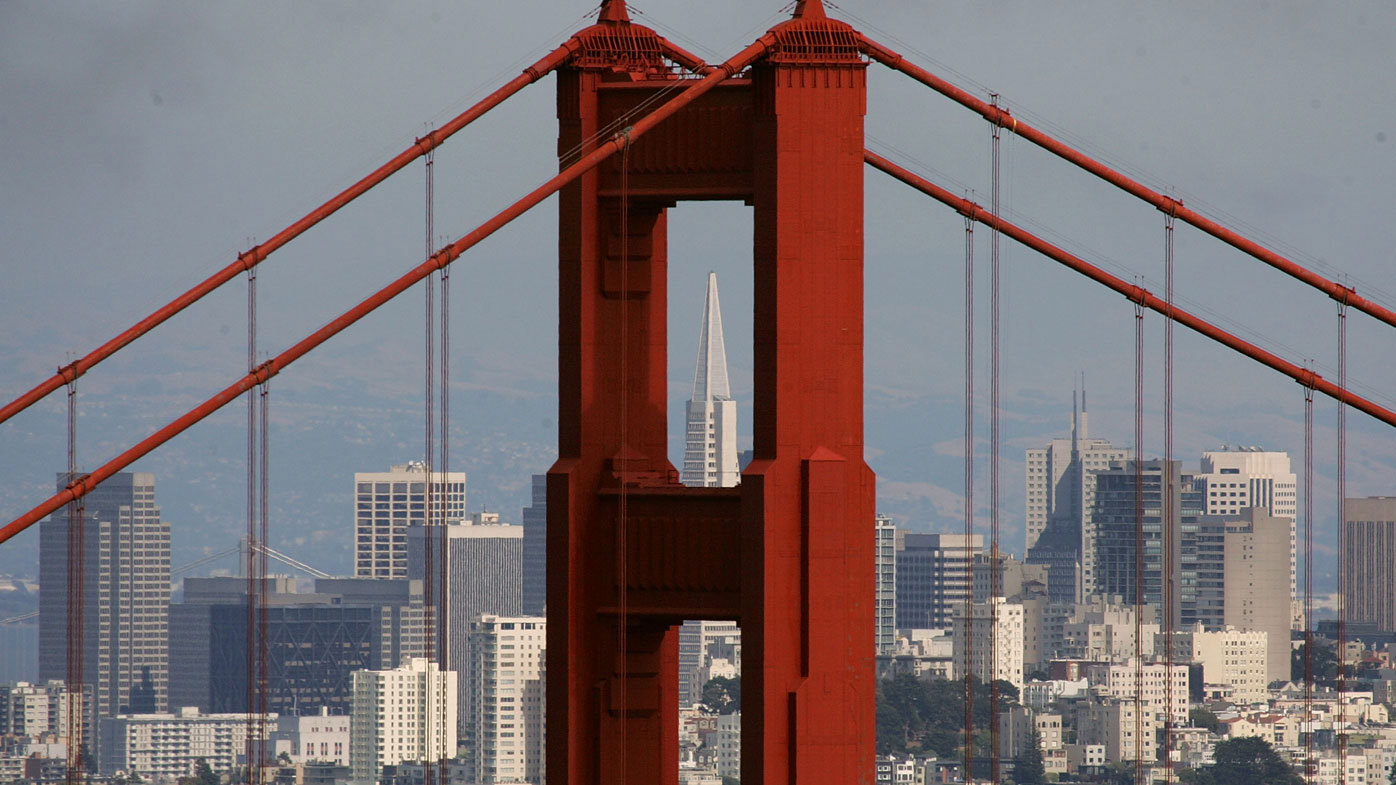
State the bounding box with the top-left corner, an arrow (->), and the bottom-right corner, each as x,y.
680,272 -> 739,487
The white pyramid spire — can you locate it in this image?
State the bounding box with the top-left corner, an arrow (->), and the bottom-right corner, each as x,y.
691,271 -> 731,401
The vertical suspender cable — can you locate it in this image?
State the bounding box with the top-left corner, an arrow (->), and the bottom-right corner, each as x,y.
1304,382 -> 1315,784
64,376 -> 85,785
438,171 -> 452,783
244,264 -> 260,785
1162,210 -> 1176,782
617,133 -> 632,785
257,377 -> 270,776
422,146 -> 445,783
962,211 -> 976,780
1336,301 -> 1348,785
1133,299 -> 1145,785
988,96 -> 1003,785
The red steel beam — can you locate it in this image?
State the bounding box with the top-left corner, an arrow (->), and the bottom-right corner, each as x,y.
865,149 -> 1396,430
858,35 -> 1396,331
0,41 -> 584,429
0,35 -> 775,546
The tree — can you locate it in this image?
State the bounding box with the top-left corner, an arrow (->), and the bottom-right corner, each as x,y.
721,777 -> 740,785
701,676 -> 741,715
194,758 -> 220,785
1188,707 -> 1222,734
1010,729 -> 1046,785
1292,640 -> 1339,683
1187,737 -> 1303,785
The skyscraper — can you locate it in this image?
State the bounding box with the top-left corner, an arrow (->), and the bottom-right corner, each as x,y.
354,462 -> 467,579
1091,460 -> 1201,612
894,532 -> 982,630
521,474 -> 547,616
406,517 -> 522,736
39,471 -> 171,718
1196,448 -> 1297,603
1025,389 -> 1130,601
1341,497 -> 1396,632
680,272 -> 739,488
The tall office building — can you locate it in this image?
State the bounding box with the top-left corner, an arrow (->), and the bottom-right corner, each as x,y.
349,658 -> 456,785
874,514 -> 897,654
39,471 -> 171,718
355,463 -> 467,579
521,474 -> 547,616
680,272 -> 739,488
894,532 -> 982,630
1024,390 -> 1130,601
406,517 -> 522,735
468,616 -> 546,785
1342,497 -> 1396,632
1196,448 -> 1297,601
169,577 -> 428,716
1092,460 -> 1201,613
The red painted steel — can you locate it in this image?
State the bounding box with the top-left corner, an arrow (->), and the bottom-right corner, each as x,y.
858,36 -> 1396,331
865,150 -> 1396,427
547,4 -> 875,783
0,41 -> 580,429
0,39 -> 769,547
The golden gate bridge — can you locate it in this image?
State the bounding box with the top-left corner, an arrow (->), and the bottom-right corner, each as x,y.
3,2 -> 1394,784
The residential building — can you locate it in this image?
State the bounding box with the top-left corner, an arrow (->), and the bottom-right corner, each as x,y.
711,712 -> 740,782
895,532 -> 982,630
951,597 -> 1024,690
1024,388 -> 1130,601
0,680 -> 87,740
1217,509 -> 1292,681
1342,497 -> 1396,632
468,616 -> 545,785
680,272 -> 739,488
520,474 -> 547,616
970,552 -> 1048,603
1160,624 -> 1269,704
406,518 -> 521,735
349,658 -> 456,785
1082,659 -> 1189,727
39,471 -> 171,720
1058,599 -> 1158,664
97,707 -> 273,779
1076,699 -> 1155,768
875,514 -> 897,654
354,463 -> 466,579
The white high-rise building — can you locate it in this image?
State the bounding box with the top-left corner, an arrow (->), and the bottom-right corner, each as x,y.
1196,448 -> 1298,602
349,658 -> 456,785
875,514 -> 897,655
355,463 -> 467,579
951,597 -> 1025,690
469,616 -> 545,785
98,708 -> 274,780
680,272 -> 739,488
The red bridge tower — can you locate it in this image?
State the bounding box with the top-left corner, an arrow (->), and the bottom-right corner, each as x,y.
547,2 -> 875,782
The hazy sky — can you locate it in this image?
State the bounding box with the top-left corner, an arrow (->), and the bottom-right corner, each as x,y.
2,2 -> 1394,577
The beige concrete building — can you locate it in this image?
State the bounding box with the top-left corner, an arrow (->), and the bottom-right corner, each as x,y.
1083,659 -> 1189,727
1076,699 -> 1155,767
1160,625 -> 1269,704
1219,509 -> 1293,681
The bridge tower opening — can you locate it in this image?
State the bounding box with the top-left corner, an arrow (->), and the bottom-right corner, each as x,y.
546,2 -> 876,783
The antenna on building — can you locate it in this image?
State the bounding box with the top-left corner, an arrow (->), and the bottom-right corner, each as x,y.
1080,371 -> 1089,440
